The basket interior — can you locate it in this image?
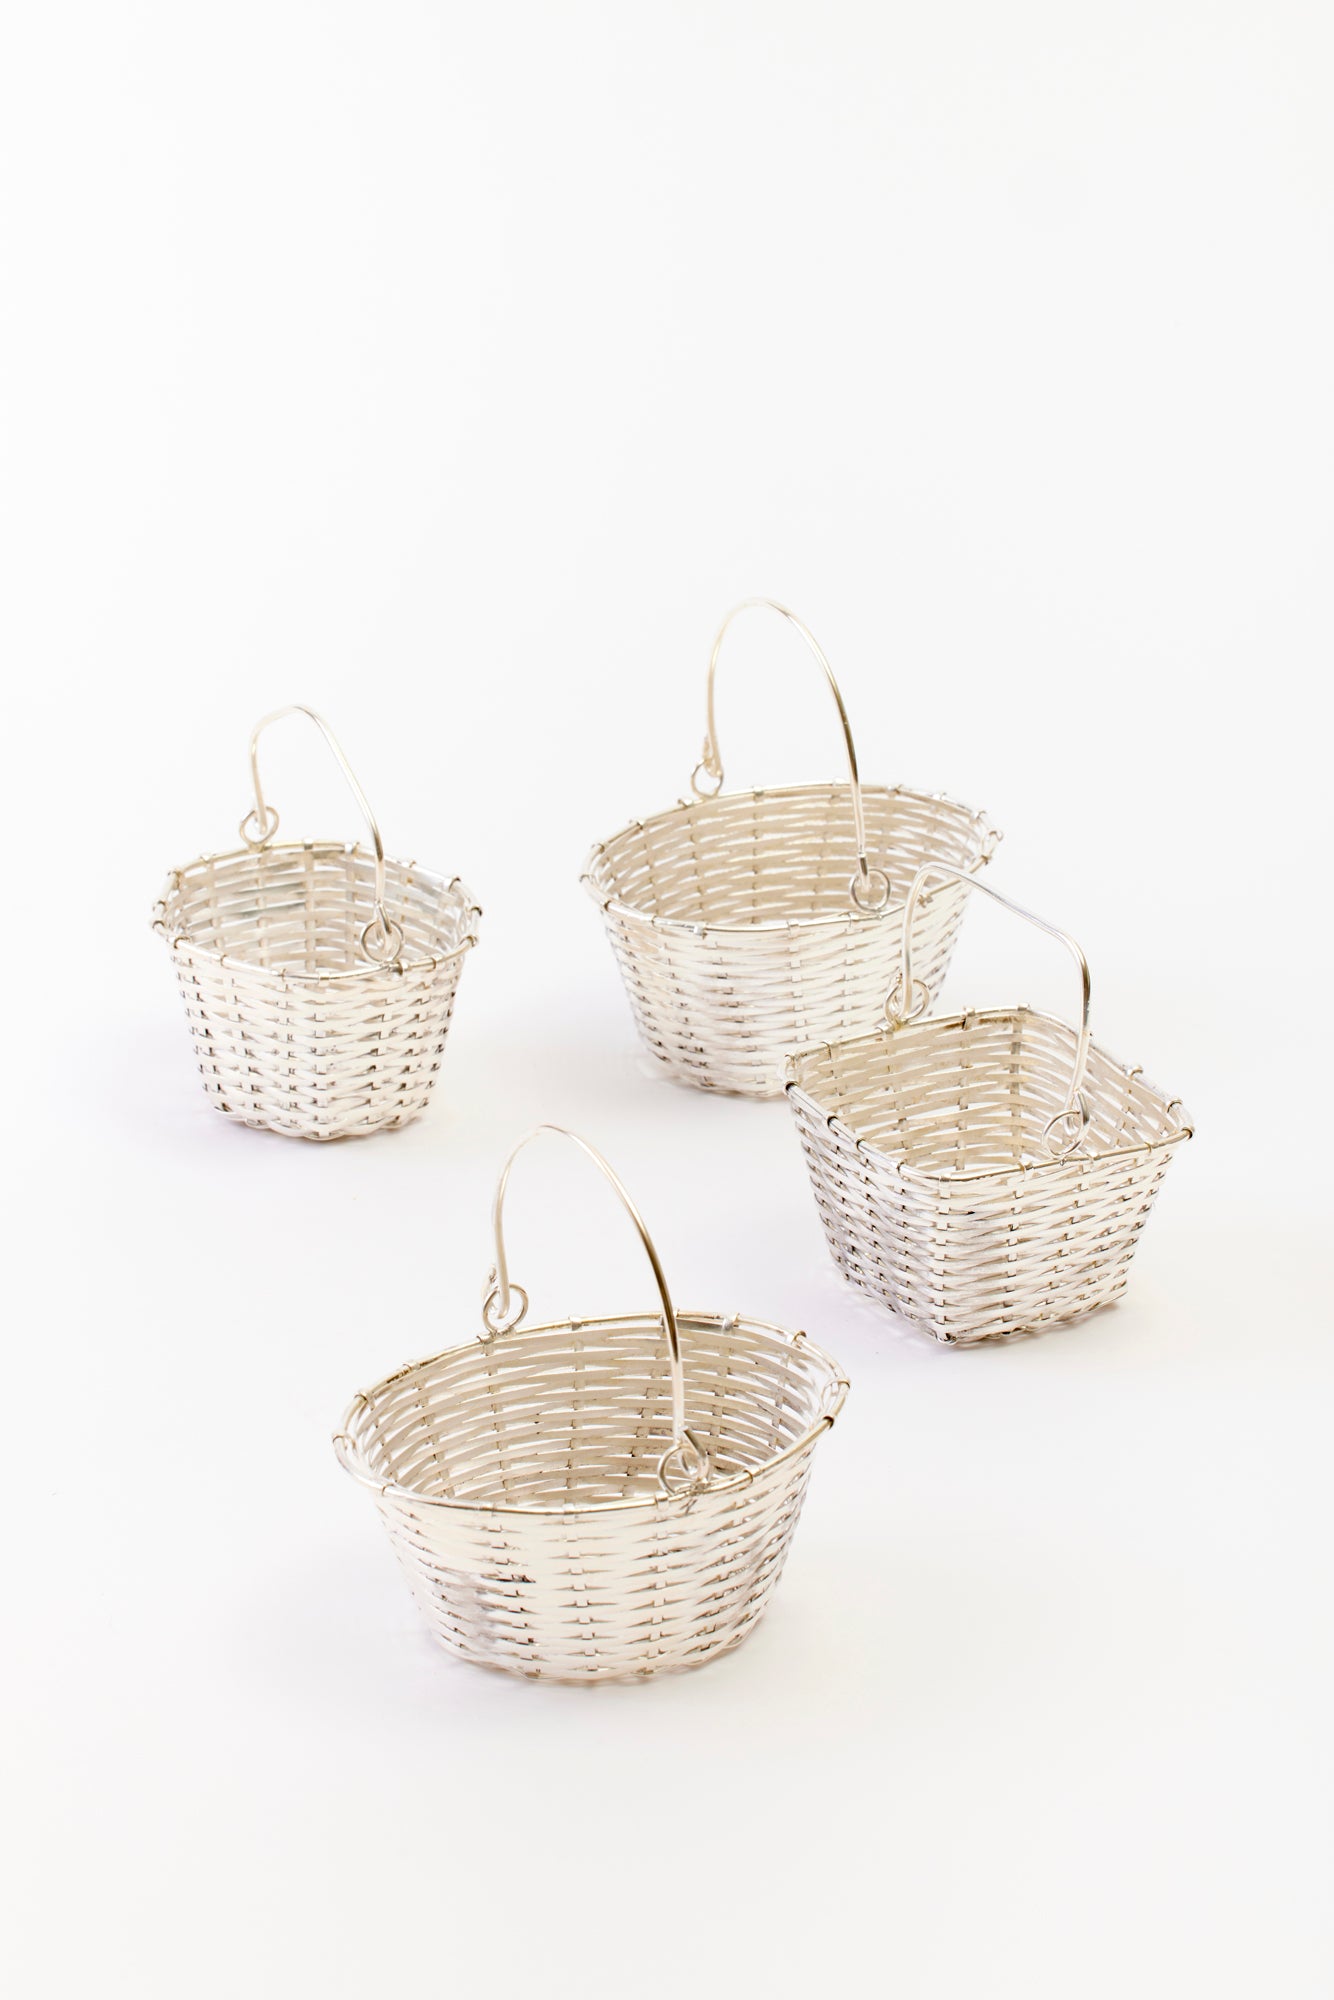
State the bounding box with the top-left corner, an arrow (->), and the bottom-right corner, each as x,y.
587,783 -> 989,926
161,843 -> 473,975
789,1008 -> 1188,1177
343,1314 -> 838,1510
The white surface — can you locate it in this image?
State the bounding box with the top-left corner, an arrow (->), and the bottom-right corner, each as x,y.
3,4 -> 1331,1995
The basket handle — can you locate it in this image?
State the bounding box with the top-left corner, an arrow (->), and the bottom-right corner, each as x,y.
240,706 -> 403,965
888,865 -> 1094,1158
481,1125 -> 712,1496
690,599 -> 891,914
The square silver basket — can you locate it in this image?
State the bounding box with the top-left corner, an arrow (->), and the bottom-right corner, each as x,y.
154,707 -> 480,1141
786,867 -> 1192,1343
335,1127 -> 849,1682
583,600 -> 999,1097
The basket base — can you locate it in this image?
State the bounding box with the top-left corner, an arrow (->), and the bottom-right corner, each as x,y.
634,1042 -> 778,1100
195,1071 -> 439,1142
829,1250 -> 1134,1346
418,1593 -> 768,1684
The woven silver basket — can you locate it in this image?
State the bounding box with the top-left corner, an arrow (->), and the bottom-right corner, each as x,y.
334,1126 -> 849,1682
786,866 -> 1193,1344
154,706 -> 480,1141
582,599 -> 999,1097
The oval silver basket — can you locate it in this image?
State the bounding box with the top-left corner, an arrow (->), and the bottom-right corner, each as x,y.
334,1126 -> 849,1682
583,599 -> 999,1097
786,867 -> 1193,1344
153,706 -> 480,1141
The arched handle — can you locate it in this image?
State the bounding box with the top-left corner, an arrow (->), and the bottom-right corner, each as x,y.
241,706 -> 403,965
887,865 -> 1094,1158
690,599 -> 891,914
481,1125 -> 711,1496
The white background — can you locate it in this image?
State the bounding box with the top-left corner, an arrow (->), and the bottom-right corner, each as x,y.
3,4 -> 1331,1995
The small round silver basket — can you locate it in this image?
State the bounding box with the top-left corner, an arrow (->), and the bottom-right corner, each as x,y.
334,1126 -> 849,1682
786,866 -> 1193,1344
153,707 -> 480,1141
582,599 -> 999,1097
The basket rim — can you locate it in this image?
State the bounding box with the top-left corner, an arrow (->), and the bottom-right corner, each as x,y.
333,1308 -> 849,1518
152,840 -> 482,984
581,781 -> 997,936
785,1003 -> 1194,1186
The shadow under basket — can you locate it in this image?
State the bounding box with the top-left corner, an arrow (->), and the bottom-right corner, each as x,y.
785,866 -> 1192,1344
334,1129 -> 849,1682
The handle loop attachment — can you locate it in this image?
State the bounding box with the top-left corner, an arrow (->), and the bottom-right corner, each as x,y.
480,1125 -> 712,1496
690,600 -> 891,914
241,707 -> 403,965
887,865 -> 1094,1159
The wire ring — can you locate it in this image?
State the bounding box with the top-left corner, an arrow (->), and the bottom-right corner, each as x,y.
481,1281 -> 529,1337
239,804 -> 280,849
849,865 -> 892,914
1042,1101 -> 1091,1158
359,911 -> 405,965
885,973 -> 931,1025
690,759 -> 724,799
656,1430 -> 711,1496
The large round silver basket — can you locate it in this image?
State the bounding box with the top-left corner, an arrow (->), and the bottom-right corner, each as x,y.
583,599 -> 999,1097
786,866 -> 1193,1344
153,706 -> 480,1141
334,1126 -> 849,1682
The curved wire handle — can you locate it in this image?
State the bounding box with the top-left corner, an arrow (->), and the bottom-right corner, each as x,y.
480,1125 -> 712,1496
887,865 -> 1094,1159
690,598 -> 891,914
240,706 -> 403,965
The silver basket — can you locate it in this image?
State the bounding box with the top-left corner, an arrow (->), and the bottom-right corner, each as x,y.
335,1126 -> 849,1682
154,707 -> 480,1141
583,600 -> 999,1097
786,866 -> 1193,1343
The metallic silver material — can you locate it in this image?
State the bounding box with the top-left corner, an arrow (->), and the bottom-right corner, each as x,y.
694,599 -> 889,911
480,1124 -> 709,1488
153,707 -> 481,1140
334,1129 -> 850,1681
890,864 -> 1093,1157
786,865 -> 1193,1344
584,601 -> 999,1095
244,705 -> 401,963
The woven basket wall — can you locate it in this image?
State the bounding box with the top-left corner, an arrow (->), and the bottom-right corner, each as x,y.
787,1009 -> 1191,1344
336,1311 -> 847,1682
584,782 -> 995,1096
155,842 -> 480,1141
